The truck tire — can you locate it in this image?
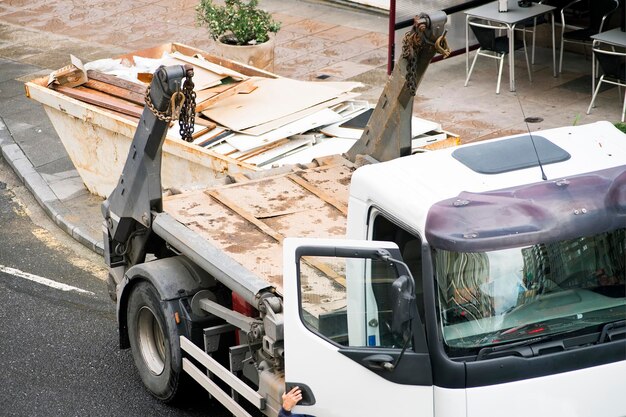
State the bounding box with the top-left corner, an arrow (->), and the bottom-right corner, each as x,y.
127,281 -> 182,403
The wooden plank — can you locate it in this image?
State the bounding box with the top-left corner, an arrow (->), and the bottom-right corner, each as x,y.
303,258 -> 346,287
287,173 -> 348,215
84,79 -> 145,106
236,138 -> 289,162
171,51 -> 248,80
196,78 -> 258,113
205,189 -> 284,243
194,116 -> 217,129
205,187 -> 346,288
86,70 -> 147,95
203,79 -> 257,95
53,85 -> 143,118
195,89 -> 217,103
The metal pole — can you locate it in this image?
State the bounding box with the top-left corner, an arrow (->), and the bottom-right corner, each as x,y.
388,0 -> 396,74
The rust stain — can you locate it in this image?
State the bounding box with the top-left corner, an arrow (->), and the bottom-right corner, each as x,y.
327,226 -> 346,235
337,176 -> 351,186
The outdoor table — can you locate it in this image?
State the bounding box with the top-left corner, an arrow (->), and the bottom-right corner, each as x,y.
465,0 -> 556,92
590,28 -> 626,95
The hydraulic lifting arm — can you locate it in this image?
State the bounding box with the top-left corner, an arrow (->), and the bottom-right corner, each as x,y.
346,11 -> 449,162
101,64 -> 193,274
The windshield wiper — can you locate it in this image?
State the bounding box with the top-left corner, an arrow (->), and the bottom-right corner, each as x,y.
476,322 -> 625,361
598,320 -> 626,344
476,335 -> 550,361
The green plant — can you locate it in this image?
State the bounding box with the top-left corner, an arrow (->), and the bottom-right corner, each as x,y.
196,0 -> 281,46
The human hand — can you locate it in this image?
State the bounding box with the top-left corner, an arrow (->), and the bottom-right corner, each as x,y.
282,386 -> 303,411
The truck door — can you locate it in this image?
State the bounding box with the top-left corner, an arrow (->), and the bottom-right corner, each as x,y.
283,238 -> 433,417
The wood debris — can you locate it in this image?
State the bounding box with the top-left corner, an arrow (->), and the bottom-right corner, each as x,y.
45,44 -> 454,173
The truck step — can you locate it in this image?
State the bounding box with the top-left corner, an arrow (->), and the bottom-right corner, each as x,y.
180,336 -> 265,415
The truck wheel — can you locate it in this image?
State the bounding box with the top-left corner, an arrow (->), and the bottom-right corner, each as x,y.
127,281 -> 182,403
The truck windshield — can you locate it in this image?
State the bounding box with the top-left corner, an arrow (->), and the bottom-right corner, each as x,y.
432,228 -> 626,356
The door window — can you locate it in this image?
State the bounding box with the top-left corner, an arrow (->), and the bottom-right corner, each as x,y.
298,254 -> 410,349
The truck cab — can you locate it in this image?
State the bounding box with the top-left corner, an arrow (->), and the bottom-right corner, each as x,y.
284,121 -> 626,417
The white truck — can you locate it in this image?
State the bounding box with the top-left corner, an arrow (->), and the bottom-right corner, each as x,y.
101,11 -> 626,417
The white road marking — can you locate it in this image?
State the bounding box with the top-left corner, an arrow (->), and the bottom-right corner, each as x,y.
0,264 -> 94,295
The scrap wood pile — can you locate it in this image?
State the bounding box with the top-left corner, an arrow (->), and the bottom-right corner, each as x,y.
45,50 -> 379,169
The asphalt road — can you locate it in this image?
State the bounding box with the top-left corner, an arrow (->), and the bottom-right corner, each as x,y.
0,159 -> 228,417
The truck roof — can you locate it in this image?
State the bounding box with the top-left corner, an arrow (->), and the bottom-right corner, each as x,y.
349,121 -> 626,237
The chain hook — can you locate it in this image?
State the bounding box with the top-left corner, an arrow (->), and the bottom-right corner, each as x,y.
435,30 -> 451,58
169,90 -> 185,121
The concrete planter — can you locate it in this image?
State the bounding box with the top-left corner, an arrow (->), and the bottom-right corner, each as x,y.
215,35 -> 276,72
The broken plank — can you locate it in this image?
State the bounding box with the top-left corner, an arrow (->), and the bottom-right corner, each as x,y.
196,78 -> 258,113
53,85 -> 143,118
86,70 -> 146,95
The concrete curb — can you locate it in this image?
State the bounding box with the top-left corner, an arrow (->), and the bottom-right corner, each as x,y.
0,116 -> 104,256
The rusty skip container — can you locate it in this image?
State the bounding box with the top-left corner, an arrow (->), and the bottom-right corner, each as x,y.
24,43 -> 278,198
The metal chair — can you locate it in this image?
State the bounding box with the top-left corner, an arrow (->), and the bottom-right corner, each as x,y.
465,19 -> 532,94
587,40 -> 626,122
559,0 -> 619,73
514,0 -> 553,65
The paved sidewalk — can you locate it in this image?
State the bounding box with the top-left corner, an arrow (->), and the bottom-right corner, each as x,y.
0,0 -> 622,255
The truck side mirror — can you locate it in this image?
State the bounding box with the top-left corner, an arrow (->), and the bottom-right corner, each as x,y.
391,274 -> 417,334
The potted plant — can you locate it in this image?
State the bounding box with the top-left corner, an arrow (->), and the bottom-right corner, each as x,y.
196,0 -> 281,71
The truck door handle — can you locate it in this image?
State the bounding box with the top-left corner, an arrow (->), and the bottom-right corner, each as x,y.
363,353 -> 395,371
285,382 -> 316,406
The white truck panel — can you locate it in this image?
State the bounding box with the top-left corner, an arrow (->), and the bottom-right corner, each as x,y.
348,121 -> 626,236
434,386 -> 467,417
283,238 -> 435,417
466,361 -> 626,417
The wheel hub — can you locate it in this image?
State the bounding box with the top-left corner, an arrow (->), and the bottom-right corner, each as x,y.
137,306 -> 166,375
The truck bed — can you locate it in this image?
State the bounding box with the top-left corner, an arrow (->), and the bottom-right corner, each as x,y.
162,155 -> 356,295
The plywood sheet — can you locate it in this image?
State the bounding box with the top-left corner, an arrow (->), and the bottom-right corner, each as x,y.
295,163 -> 355,208
162,158 -> 357,293
275,138 -> 356,166
163,56 -> 223,91
201,78 -> 359,132
239,93 -> 358,137
225,108 -> 341,152
163,190 -> 284,286
216,175 -> 328,219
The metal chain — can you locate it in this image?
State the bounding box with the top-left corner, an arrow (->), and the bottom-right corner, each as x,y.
401,19 -> 450,96
401,22 -> 425,97
178,71 -> 196,142
144,68 -> 196,142
144,84 -> 184,123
